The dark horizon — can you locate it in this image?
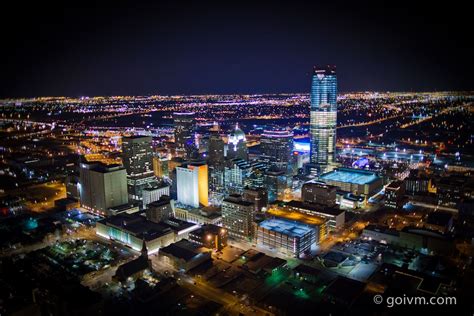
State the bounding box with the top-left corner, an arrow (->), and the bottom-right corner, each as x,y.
1,1 -> 473,98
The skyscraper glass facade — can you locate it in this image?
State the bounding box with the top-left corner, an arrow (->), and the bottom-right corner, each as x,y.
310,66 -> 337,170
122,135 -> 157,204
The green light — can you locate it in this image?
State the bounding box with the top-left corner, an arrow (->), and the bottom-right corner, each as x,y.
294,288 -> 310,299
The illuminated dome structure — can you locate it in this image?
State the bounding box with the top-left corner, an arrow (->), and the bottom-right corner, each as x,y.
227,124 -> 248,161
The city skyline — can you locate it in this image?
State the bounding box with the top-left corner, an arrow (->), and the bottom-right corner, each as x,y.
1,2 -> 473,315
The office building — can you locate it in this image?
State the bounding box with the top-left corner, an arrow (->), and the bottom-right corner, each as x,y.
176,162 -> 209,208
260,128 -> 294,168
224,158 -> 252,194
121,135 -> 157,204
301,180 -> 337,207
221,194 -> 255,240
208,133 -> 226,169
142,183 -> 170,209
173,112 -> 196,155
227,124 -> 248,161
243,187 -> 268,213
146,196 -> 175,223
79,160 -> 128,215
188,224 -> 228,250
265,167 -> 287,203
405,170 -> 433,194
309,65 -> 337,172
153,156 -> 169,178
385,180 -> 406,209
65,175 -> 80,200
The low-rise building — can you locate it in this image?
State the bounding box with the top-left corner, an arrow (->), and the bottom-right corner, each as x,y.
188,224 -> 228,250
424,211 -> 454,234
107,203 -> 140,216
146,196 -> 174,223
301,180 -> 337,207
159,239 -> 211,272
96,213 -> 175,255
319,167 -> 383,197
255,216 -> 322,258
285,200 -> 345,231
174,205 -> 222,226
96,213 -> 199,255
362,224 -> 454,255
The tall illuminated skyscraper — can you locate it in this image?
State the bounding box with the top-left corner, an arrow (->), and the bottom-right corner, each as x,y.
122,135 -> 157,205
260,128 -> 293,171
309,65 -> 337,171
173,112 -> 196,157
176,162 -> 209,208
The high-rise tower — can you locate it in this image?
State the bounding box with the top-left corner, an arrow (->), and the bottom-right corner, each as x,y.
122,135 -> 157,205
173,112 -> 196,157
309,65 -> 337,171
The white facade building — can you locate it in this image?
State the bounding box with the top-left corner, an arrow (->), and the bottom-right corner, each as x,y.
176,166 -> 199,208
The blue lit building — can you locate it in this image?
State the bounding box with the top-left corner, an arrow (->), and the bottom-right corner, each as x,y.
319,167 -> 383,197
309,66 -> 337,171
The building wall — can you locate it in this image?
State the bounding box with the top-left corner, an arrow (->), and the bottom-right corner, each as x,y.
153,156 -> 169,178
143,186 -> 170,209
174,207 -> 222,226
189,164 -> 209,207
255,224 -> 315,258
96,221 -> 175,255
160,251 -> 211,272
221,200 -> 255,240
177,167 -> 199,208
302,183 -> 337,206
80,164 -> 128,214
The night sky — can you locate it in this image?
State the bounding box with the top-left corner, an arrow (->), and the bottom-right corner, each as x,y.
1,1 -> 473,97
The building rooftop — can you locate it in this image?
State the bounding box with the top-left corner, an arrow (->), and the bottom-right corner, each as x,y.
189,224 -> 225,236
148,196 -> 172,208
303,180 -> 338,190
324,276 -> 366,304
266,207 -> 326,226
258,218 -> 314,238
386,180 -> 404,190
285,200 -> 345,216
100,213 -> 173,241
223,194 -> 254,207
293,264 -> 323,277
160,239 -> 205,262
319,167 -> 380,185
161,217 -> 199,235
115,255 -> 149,281
364,224 -> 400,237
